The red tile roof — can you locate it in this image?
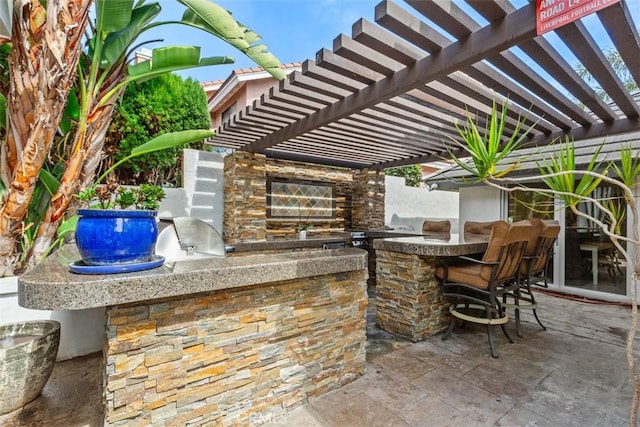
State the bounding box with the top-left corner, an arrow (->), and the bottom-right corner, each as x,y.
200,62 -> 301,88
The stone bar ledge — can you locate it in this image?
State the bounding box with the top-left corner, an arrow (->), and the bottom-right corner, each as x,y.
18,246 -> 367,311
232,234 -> 351,253
373,234 -> 487,256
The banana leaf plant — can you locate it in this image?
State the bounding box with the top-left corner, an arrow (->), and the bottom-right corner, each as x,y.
448,101 -> 640,425
0,0 -> 284,275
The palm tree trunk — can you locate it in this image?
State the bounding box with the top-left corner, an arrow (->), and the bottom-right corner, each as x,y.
0,0 -> 91,276
27,83 -> 126,266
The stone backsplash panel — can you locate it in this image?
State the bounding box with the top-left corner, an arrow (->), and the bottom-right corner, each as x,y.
224,155 -> 386,243
266,159 -> 353,239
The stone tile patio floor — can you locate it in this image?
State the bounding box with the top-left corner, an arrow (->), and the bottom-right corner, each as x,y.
1,290 -> 637,426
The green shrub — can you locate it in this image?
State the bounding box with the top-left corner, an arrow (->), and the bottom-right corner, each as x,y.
385,165 -> 422,187
104,74 -> 211,186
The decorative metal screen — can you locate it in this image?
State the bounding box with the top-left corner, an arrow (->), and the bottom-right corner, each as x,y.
267,179 -> 335,218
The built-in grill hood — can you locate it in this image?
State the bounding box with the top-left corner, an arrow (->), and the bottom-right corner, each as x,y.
156,217 -> 228,267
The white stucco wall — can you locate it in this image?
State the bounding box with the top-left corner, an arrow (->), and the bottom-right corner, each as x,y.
384,176 -> 459,232
0,276 -> 104,361
459,185 -> 504,227
182,149 -> 224,233
158,149 -> 224,234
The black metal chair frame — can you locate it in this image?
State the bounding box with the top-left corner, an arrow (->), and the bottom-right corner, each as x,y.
504,232 -> 559,337
440,238 -> 528,358
530,250 -> 553,288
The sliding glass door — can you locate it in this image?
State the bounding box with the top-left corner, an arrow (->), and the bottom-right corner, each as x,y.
563,184 -> 627,295
505,181 -> 628,298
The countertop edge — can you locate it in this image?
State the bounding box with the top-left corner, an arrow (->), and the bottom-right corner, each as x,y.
18,248 -> 367,311
373,237 -> 488,257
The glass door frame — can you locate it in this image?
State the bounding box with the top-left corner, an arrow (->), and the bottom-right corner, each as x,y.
554,200 -> 631,302
502,188 -> 632,303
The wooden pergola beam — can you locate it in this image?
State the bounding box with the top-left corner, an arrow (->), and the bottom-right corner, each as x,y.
242,0 -> 538,154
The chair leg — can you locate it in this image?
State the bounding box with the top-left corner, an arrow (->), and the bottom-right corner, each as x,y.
615,254 -> 623,276
513,287 -> 522,338
528,286 -> 546,331
532,309 -> 546,330
500,322 -> 514,344
495,298 -> 514,343
487,303 -> 508,358
487,325 -> 499,358
539,259 -> 551,288
442,314 -> 456,341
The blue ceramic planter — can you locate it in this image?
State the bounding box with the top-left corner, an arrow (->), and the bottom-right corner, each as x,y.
75,209 -> 158,265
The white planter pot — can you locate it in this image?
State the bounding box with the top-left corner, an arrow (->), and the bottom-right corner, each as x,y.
299,230 -> 307,240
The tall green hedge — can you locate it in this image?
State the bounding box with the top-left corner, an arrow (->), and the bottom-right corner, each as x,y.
104,73 -> 211,186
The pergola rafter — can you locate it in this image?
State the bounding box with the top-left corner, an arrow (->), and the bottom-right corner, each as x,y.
207,0 -> 640,169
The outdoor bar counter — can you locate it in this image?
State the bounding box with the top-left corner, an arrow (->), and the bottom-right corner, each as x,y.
373,234 -> 488,342
18,246 -> 368,426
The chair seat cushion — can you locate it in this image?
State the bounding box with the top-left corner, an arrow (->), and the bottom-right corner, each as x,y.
436,263 -> 490,290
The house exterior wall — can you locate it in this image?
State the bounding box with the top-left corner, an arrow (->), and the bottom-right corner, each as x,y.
209,79 -> 280,129
246,79 -> 277,104
209,85 -> 248,129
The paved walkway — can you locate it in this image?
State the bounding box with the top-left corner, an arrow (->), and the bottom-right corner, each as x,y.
283,291 -> 635,426
1,291 -> 637,426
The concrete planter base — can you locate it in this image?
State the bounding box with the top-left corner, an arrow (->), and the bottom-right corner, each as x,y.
0,320 -> 60,415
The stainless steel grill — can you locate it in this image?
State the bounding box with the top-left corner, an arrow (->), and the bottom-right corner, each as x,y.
156,217 -> 227,267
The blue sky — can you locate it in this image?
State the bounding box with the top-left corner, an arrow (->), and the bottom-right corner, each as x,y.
142,0 -> 640,84
144,0 -> 384,82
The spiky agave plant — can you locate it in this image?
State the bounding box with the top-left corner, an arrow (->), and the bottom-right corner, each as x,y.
449,101 -> 640,425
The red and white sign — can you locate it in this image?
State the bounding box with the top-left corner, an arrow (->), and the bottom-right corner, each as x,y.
536,0 -> 622,35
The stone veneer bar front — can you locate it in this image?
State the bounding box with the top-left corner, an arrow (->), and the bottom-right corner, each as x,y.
373,234 -> 488,342
18,246 -> 367,425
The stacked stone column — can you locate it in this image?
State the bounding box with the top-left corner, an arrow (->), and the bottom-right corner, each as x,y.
375,250 -> 451,341
223,152 -> 267,243
351,169 -> 385,230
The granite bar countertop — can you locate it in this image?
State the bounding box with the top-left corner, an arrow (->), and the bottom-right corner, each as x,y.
373,233 -> 488,256
18,246 -> 367,311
